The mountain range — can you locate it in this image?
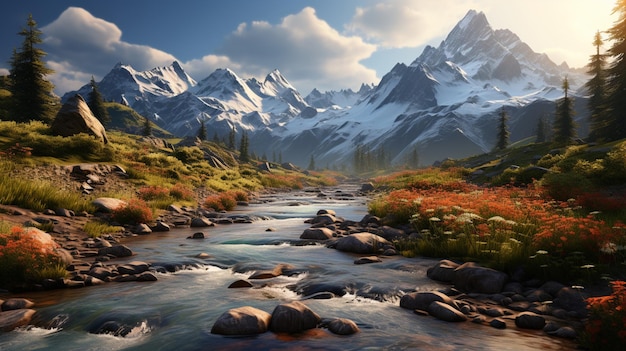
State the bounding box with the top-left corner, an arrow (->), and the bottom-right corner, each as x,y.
64,10 -> 590,168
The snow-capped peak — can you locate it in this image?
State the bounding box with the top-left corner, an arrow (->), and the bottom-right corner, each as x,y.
261,69 -> 295,95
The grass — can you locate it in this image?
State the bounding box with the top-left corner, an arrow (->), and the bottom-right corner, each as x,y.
83,220 -> 124,238
0,165 -> 95,213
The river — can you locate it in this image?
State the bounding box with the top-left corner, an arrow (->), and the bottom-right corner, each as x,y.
0,186 -> 576,350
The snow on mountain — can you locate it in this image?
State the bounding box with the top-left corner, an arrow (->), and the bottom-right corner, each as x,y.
305,84 -> 374,109
64,9 -> 591,169
265,9 -> 589,167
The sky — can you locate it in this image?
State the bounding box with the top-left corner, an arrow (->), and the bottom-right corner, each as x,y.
0,0 -> 618,96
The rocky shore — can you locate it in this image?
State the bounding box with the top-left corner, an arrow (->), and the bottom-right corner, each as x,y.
0,167 -> 589,343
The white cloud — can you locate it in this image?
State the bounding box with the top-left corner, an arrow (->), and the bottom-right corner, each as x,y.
183,54 -> 242,81
0,68 -> 8,76
41,7 -> 178,94
216,7 -> 378,93
346,0 -> 478,48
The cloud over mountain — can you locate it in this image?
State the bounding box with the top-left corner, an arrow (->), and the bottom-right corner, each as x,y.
42,7 -> 177,94
346,0 -> 475,48
215,7 -> 378,93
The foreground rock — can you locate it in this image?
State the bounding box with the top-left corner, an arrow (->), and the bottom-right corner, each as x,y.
411,259 -> 589,340
269,301 -> 321,333
212,303 -> 358,337
211,306 -> 272,335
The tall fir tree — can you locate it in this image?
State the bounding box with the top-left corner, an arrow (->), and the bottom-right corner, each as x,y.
604,1 -> 626,141
553,77 -> 577,146
308,154 -> 316,170
496,107 -> 510,150
228,127 -> 236,149
88,76 -> 110,126
142,116 -> 152,136
197,120 -> 207,141
536,116 -> 547,143
586,31 -> 608,141
239,131 -> 249,162
8,14 -> 58,123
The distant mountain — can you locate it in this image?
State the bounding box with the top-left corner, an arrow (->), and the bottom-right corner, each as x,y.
64,10 -> 590,168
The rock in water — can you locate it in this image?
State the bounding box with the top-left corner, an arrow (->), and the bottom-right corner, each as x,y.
269,301 -> 321,333
51,94 -> 108,144
211,306 -> 271,335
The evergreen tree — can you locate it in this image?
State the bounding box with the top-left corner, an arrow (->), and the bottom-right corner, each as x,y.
536,116 -> 547,143
496,107 -> 510,150
308,154 -> 316,170
142,116 -> 152,136
88,76 -> 110,126
585,31 -> 609,141
8,14 -> 58,123
553,77 -> 577,146
239,131 -> 249,162
228,127 -> 236,149
604,1 -> 626,141
278,151 -> 282,164
197,120 -> 207,140
409,146 -> 419,168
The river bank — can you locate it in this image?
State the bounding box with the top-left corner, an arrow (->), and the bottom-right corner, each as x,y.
1,185 -> 585,350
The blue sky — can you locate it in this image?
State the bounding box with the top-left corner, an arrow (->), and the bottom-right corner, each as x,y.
0,0 -> 616,96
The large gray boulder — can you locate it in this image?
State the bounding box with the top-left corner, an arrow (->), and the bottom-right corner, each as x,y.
269,301 -> 321,333
92,197 -> 127,213
51,94 -> 108,144
452,262 -> 508,294
211,306 -> 271,335
332,233 -> 391,254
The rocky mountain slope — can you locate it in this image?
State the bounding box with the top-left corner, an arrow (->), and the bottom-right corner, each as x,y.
64,10 -> 590,168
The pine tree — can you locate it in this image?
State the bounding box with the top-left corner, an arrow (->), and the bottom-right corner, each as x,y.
586,31 -> 608,141
496,107 -> 510,150
142,116 -> 152,136
8,14 -> 58,123
553,77 -> 577,146
88,76 -> 110,126
228,127 -> 236,149
604,1 -> 626,141
197,120 -> 207,141
536,116 -> 547,143
239,131 -> 249,162
308,154 -> 315,170
409,146 -> 419,168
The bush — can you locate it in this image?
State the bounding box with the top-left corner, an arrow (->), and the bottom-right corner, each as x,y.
582,281 -> 626,350
111,198 -> 153,224
0,226 -> 65,289
541,171 -> 594,201
169,183 -> 195,201
138,185 -> 170,201
173,146 -> 205,163
203,191 -> 243,211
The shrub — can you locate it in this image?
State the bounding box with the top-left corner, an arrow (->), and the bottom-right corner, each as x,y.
541,171 -> 594,201
138,185 -> 170,201
169,183 -> 195,201
582,281 -> 626,350
0,226 -> 65,289
111,198 -> 153,224
173,146 -> 205,163
203,191 -> 242,211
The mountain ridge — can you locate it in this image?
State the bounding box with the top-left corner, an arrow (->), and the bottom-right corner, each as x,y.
63,9 -> 590,168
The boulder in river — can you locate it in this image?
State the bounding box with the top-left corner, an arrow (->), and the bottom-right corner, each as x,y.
269,301 -> 321,333
331,233 -> 391,254
211,306 -> 271,335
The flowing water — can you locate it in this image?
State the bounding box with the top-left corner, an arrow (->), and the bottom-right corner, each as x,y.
0,187 -> 576,350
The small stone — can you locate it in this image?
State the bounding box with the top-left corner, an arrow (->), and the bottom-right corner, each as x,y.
490,318 -> 507,329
